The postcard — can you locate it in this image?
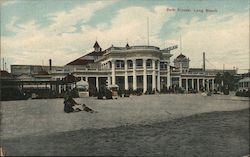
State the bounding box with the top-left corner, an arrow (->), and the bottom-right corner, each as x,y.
0,0 -> 249,156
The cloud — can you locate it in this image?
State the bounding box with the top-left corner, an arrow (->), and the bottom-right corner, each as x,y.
1,1 -> 117,66
47,1 -> 116,34
79,5 -> 176,50
1,0 -> 18,6
171,12 -> 249,72
2,3 -> 175,67
1,1 -> 249,73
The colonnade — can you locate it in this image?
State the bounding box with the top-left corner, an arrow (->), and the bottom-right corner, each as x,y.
179,78 -> 215,91
110,59 -> 170,93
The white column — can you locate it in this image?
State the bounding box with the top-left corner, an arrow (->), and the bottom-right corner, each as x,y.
85,76 -> 88,82
143,59 -> 147,93
167,63 -> 171,88
207,79 -> 210,91
96,77 -> 99,91
197,79 -> 200,91
59,85 -> 61,93
191,78 -> 194,89
152,60 -> 156,90
186,79 -> 188,91
111,60 -> 116,85
133,59 -> 137,90
124,60 -> 128,90
179,77 -> 182,88
157,61 -> 161,92
212,79 -> 215,90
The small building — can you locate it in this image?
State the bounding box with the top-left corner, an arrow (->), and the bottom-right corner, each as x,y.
238,77 -> 250,91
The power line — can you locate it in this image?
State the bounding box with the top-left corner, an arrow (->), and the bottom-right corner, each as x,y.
205,58 -> 217,68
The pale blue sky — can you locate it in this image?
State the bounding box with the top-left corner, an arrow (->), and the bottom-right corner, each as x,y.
1,0 -> 249,72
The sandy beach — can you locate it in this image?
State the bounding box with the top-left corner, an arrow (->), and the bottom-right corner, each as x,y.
0,94 -> 249,156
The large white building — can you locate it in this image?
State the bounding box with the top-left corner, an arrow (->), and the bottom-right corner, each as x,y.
11,41 -> 237,95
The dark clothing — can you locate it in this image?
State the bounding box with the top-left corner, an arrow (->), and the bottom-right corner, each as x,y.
68,98 -> 77,106
64,100 -> 74,113
83,106 -> 94,113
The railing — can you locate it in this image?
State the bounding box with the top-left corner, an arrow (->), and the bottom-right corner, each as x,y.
136,66 -> 143,69
115,67 -> 125,70
128,46 -> 160,51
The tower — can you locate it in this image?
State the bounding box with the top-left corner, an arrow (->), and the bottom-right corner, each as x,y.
174,53 -> 190,73
93,41 -> 102,52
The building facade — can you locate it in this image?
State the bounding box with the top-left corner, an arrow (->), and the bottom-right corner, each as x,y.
11,41 -> 237,94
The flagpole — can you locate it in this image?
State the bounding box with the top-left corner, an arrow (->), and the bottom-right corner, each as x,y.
147,17 -> 149,46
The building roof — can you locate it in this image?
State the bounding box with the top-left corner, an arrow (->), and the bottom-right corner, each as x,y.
36,70 -> 49,75
189,68 -> 203,72
66,41 -> 106,66
239,77 -> 250,83
66,58 -> 94,66
62,74 -> 81,83
93,41 -> 100,48
126,43 -> 130,48
176,53 -> 187,59
88,50 -> 105,56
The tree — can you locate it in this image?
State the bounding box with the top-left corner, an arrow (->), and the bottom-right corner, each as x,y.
214,73 -> 222,84
221,72 -> 237,91
215,72 -> 238,91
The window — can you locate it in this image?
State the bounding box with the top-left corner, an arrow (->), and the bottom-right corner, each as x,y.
116,60 -> 125,69
116,62 -> 120,68
160,62 -> 167,69
146,60 -> 152,67
127,60 -> 133,68
136,59 -> 143,67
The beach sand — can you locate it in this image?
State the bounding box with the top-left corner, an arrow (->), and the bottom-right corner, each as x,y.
1,109 -> 249,156
0,94 -> 249,156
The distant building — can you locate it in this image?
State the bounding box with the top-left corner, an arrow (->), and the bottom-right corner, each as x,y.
11,65 -> 63,76
238,77 -> 250,91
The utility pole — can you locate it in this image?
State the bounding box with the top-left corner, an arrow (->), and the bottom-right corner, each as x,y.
180,35 -> 182,54
147,17 -> 149,46
5,62 -> 7,71
203,52 -> 205,71
2,58 -> 4,71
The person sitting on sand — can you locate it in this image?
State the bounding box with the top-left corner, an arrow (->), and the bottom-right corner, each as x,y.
64,95 -> 83,113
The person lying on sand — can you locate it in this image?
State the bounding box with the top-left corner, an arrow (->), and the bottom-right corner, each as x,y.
82,104 -> 98,113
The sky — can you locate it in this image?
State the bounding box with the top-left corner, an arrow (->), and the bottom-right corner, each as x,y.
1,0 -> 249,73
